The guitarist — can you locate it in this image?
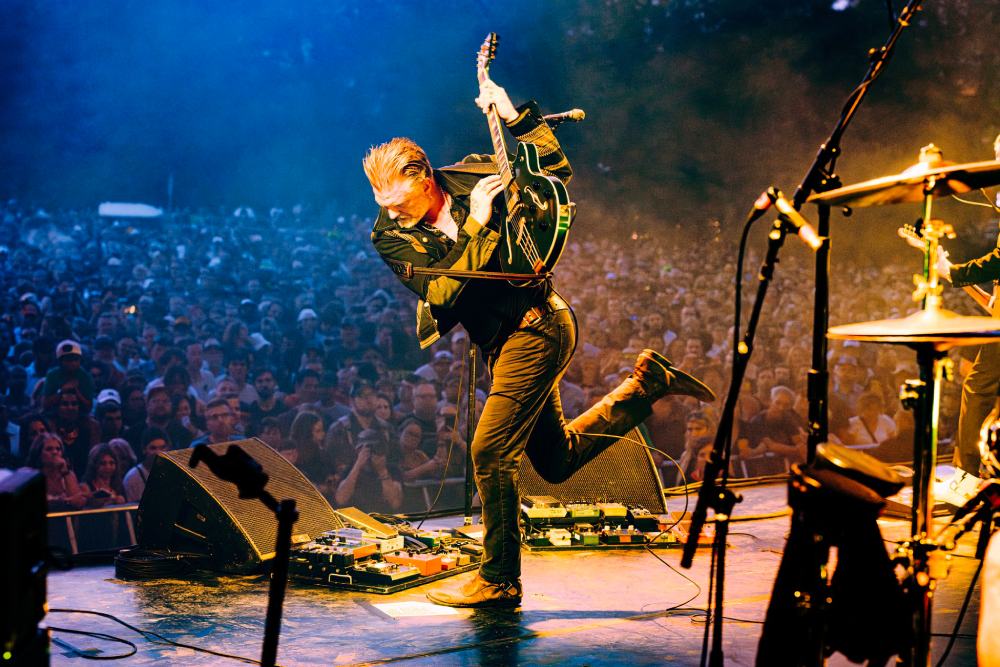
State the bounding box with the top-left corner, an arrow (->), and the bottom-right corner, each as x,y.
363,77 -> 715,607
935,132 -> 1000,507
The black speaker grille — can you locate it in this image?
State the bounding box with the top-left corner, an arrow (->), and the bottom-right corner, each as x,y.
153,439 -> 342,564
519,427 -> 666,513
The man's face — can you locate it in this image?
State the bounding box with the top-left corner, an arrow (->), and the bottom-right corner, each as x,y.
97,313 -> 116,335
60,356 -> 82,373
769,392 -> 794,416
299,377 -> 320,403
101,408 -> 123,436
147,392 -> 172,419
374,177 -> 433,227
144,438 -> 168,463
57,393 -> 81,422
205,404 -> 235,439
204,347 -> 223,366
352,388 -> 377,418
186,344 -> 203,368
117,338 -> 137,360
413,384 -> 438,419
227,359 -> 248,383
254,372 -> 276,399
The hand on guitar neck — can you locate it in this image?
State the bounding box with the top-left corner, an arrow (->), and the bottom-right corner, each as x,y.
935,245 -> 953,283
475,78 -> 518,123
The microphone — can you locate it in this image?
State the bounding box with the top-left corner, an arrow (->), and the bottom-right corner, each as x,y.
745,189 -> 774,224
543,108 -> 586,126
768,187 -> 823,251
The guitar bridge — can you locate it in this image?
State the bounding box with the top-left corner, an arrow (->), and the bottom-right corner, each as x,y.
531,259 -> 547,274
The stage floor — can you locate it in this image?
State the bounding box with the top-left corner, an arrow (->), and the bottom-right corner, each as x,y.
46,482 -> 980,666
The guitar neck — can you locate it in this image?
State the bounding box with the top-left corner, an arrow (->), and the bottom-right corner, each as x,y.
478,76 -> 516,211
962,284 -> 994,315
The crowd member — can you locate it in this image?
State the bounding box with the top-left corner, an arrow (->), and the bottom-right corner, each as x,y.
398,416 -> 443,482
5,364 -> 32,421
403,380 -> 440,457
123,427 -> 170,502
246,367 -> 286,435
42,339 -> 95,412
80,442 -> 127,506
184,340 -> 216,400
107,437 -> 137,476
190,398 -> 236,447
257,416 -> 284,450
325,380 -> 396,475
223,350 -> 259,405
738,385 -> 807,475
283,411 -> 332,491
48,386 -> 100,476
333,427 -> 403,512
124,385 -> 191,453
25,432 -> 86,510
846,391 -> 897,447
95,389 -> 125,443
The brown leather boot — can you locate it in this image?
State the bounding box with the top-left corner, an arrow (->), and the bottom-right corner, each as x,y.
426,573 -> 522,608
633,349 -> 716,403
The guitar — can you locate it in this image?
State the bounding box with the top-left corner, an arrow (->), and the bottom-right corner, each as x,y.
897,224 -> 994,315
476,33 -> 575,286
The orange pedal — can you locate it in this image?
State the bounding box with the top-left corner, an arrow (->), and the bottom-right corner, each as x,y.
384,553 -> 443,576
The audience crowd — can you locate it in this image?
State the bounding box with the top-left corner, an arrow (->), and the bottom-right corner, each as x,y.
0,201 -> 975,547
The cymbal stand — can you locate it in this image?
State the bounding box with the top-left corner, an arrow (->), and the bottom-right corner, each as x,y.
897,194 -> 951,667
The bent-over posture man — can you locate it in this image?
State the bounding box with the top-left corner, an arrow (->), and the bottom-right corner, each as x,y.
363,77 -> 715,607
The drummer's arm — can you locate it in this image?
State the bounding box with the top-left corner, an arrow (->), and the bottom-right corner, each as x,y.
949,247 -> 1000,287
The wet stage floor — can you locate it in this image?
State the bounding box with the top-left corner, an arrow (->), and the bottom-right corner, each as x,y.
46,483 -> 981,666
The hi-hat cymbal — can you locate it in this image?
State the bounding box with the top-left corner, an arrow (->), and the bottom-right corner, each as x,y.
808,160 -> 1000,207
828,307 -> 1000,348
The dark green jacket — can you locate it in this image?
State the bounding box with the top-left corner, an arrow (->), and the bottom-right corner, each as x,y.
371,101 -> 572,350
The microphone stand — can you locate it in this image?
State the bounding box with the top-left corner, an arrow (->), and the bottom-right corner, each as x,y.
189,444 -> 298,667
791,0 -> 925,463
681,215 -> 798,667
464,345 -> 477,524
679,5 -> 926,666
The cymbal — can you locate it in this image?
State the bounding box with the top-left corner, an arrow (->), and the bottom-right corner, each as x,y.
808,159 -> 1000,207
828,307 -> 1000,348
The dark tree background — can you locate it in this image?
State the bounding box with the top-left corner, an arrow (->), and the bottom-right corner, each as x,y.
1,1 -> 998,251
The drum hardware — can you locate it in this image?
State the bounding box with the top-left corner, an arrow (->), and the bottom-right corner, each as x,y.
822,145 -> 1000,666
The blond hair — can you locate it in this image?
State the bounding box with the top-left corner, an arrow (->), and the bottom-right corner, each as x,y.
363,137 -> 432,191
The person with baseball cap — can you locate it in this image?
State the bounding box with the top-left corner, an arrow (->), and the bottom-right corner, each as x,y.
42,339 -> 95,413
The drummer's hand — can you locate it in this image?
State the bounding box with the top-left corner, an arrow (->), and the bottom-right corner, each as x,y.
936,247 -> 953,283
476,79 -> 518,123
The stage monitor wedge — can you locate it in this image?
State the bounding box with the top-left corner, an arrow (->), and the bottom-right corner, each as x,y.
519,426 -> 667,513
138,438 -> 343,573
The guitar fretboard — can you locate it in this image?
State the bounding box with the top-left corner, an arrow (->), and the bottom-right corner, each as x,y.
477,68 -> 516,211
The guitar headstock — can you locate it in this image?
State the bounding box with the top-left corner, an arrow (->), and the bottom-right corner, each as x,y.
897,224 -> 925,250
477,33 -> 498,83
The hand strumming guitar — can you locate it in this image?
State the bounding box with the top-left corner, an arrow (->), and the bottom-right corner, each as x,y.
469,175 -> 505,227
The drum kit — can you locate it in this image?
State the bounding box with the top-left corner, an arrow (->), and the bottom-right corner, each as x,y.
806,145 -> 1000,666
